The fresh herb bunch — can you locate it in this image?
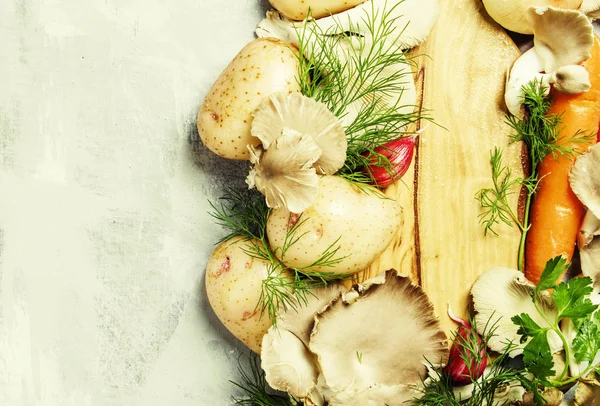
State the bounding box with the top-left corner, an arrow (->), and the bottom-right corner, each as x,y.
476,80 -> 593,270
512,256 -> 600,389
295,1 -> 426,184
210,188 -> 349,324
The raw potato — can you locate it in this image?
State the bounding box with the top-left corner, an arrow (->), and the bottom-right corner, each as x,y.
269,0 -> 367,20
205,236 -> 282,352
266,176 -> 403,275
197,38 -> 301,160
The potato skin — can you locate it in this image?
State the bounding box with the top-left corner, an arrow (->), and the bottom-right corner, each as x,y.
205,236 -> 274,353
198,38 -> 301,160
266,176 -> 403,275
269,0 -> 367,20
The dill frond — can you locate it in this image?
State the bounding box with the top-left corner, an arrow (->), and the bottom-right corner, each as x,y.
231,353 -> 295,406
475,148 -> 525,237
476,79 -> 593,271
295,1 -> 429,181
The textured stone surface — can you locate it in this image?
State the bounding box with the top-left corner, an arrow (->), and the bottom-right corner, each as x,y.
0,1 -> 268,404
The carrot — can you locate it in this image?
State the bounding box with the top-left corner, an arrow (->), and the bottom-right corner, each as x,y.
524,36 -> 600,284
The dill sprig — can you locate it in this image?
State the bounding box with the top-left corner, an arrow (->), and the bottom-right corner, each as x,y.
209,188 -> 349,324
476,80 -> 593,270
295,1 -> 427,182
231,353 -> 295,406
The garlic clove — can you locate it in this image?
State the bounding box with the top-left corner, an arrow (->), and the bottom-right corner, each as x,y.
548,64 -> 592,93
527,6 -> 594,73
362,135 -> 416,188
443,307 -> 488,387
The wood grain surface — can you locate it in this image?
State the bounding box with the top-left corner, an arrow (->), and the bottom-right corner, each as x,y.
367,0 -> 525,337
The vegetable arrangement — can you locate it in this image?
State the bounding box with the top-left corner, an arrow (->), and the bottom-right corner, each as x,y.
195,0 -> 600,405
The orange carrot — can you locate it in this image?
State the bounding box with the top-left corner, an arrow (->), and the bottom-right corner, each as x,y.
524,36 -> 600,284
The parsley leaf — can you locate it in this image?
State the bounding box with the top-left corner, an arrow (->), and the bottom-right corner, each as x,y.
535,256 -> 569,294
553,277 -> 598,321
512,314 -> 555,383
573,311 -> 600,363
522,334 -> 555,384
512,314 -> 548,343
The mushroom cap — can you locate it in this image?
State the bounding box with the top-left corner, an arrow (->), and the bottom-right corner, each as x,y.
527,6 -> 594,73
261,327 -> 321,399
278,283 -> 346,346
574,373 -> 600,406
579,0 -> 600,18
570,143 -> 600,220
482,0 -> 582,35
505,48 -> 548,117
577,211 -> 600,295
472,267 -> 562,357
309,270 -> 448,394
327,383 -> 422,406
251,92 -> 347,175
258,0 -> 440,51
247,130 -> 320,213
549,64 -> 591,93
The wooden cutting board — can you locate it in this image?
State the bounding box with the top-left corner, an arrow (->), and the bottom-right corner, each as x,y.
366,0 -> 524,337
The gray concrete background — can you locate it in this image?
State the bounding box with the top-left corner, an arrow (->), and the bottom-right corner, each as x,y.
0,1 -> 270,404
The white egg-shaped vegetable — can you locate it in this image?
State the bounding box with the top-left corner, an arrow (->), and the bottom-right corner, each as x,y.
205,236 -> 283,352
269,0 -> 368,20
266,176 -> 403,275
198,38 -> 301,160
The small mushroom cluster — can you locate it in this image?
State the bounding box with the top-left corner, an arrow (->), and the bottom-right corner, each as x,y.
482,0 -> 600,35
505,6 -> 595,116
260,270 -> 449,405
247,92 -> 347,213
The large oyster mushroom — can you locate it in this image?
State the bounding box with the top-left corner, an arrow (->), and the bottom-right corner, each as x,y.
471,267 -> 562,357
261,270 -> 448,405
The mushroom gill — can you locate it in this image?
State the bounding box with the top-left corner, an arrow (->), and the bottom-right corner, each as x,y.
309,270 -> 448,396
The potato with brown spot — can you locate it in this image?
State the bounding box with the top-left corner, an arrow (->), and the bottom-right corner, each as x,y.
205,236 -> 290,352
266,176 -> 403,276
197,38 -> 301,160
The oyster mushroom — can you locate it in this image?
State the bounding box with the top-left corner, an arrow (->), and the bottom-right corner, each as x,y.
471,267 -> 562,357
579,0 -> 600,18
527,6 -> 594,73
481,0 -> 582,35
247,129 -> 321,213
309,270 -> 448,400
257,0 -> 440,51
570,143 -> 600,293
505,6 -> 594,117
251,92 -> 347,176
574,373 -> 600,406
262,270 -> 448,404
261,284 -> 345,405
